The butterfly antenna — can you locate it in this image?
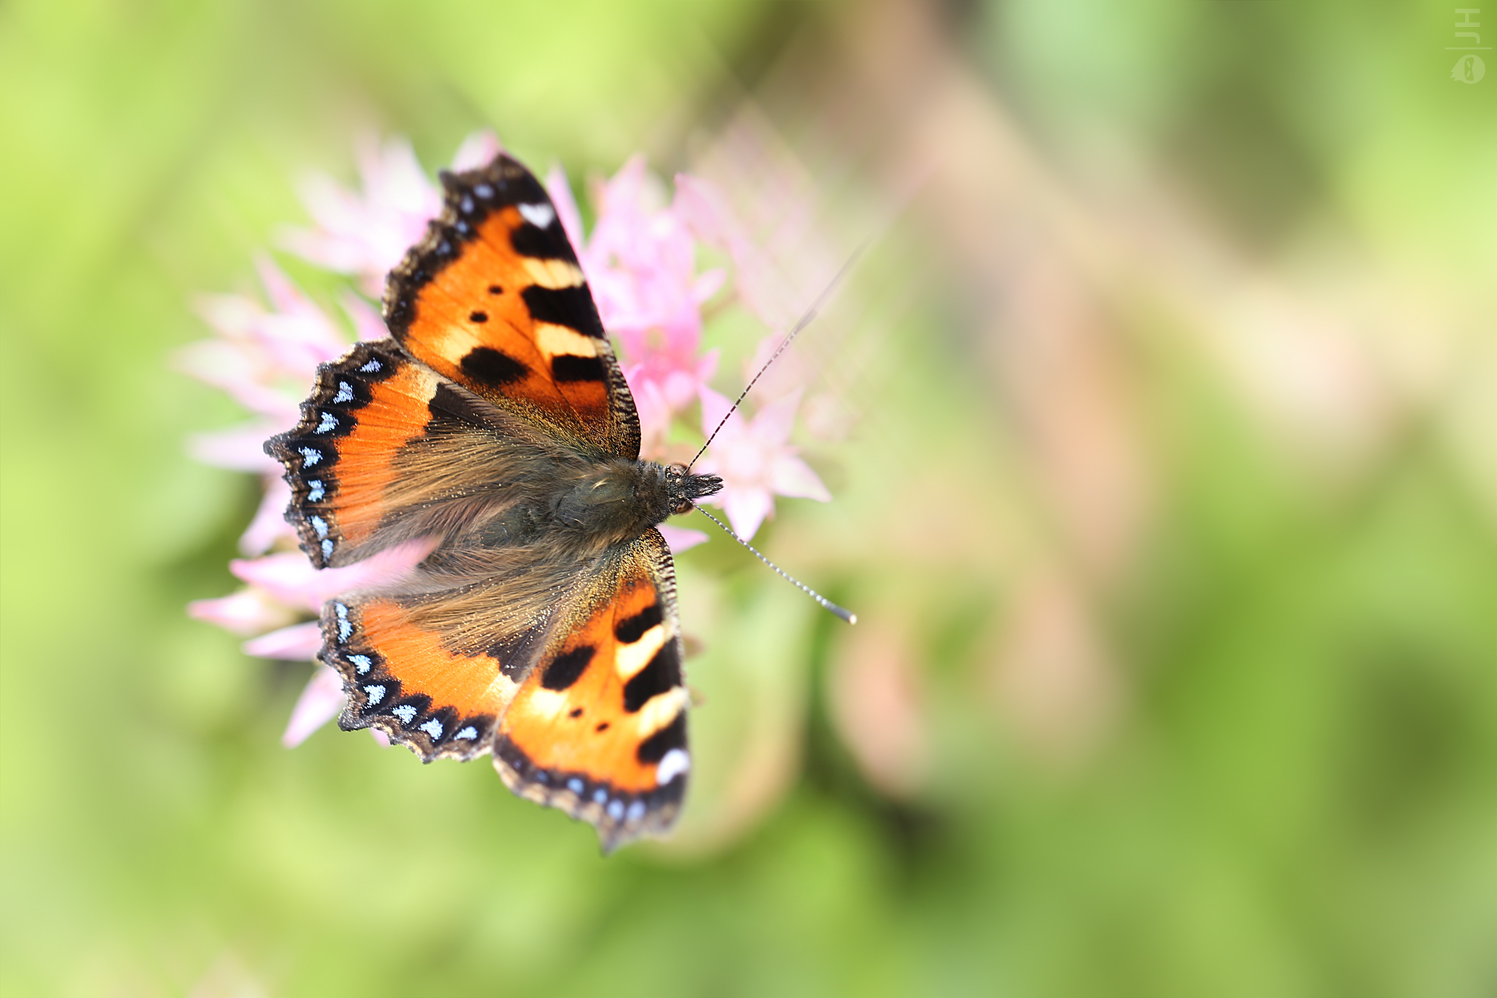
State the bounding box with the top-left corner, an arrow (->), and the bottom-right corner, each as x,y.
695,507 -> 856,624
688,242 -> 867,471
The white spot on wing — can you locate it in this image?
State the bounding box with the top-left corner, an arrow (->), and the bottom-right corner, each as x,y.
454,726 -> 478,740
307,480 -> 324,502
392,704 -> 417,724
521,687 -> 569,721
315,413 -> 338,433
333,381 -> 354,404
321,539 -> 334,559
363,684 -> 385,705
359,358 -> 382,373
419,719 -> 444,739
523,258 -> 586,290
634,688 -> 688,739
614,624 -> 666,681
518,202 -> 556,229
309,515 -> 328,538
535,322 -> 599,358
655,748 -> 690,785
349,654 -> 372,675
299,447 -> 322,466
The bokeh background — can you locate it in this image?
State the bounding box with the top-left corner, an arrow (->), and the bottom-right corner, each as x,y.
3,1 -> 1496,995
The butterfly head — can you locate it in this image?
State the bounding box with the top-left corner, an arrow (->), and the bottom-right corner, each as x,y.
664,463 -> 722,516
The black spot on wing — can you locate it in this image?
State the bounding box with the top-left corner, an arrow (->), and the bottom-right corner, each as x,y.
551,354 -> 606,383
522,285 -> 605,339
469,310 -> 488,323
460,347 -> 528,387
636,711 -> 686,764
510,219 -> 577,261
615,603 -> 663,644
542,645 -> 595,691
489,632 -> 538,682
623,641 -> 681,713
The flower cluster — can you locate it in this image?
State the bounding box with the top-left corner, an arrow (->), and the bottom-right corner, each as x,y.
184,133 -> 831,746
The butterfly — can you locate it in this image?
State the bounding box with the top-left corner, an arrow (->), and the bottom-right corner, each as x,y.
265,154 -> 723,852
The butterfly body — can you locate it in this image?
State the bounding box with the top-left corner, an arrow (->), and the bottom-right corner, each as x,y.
266,154 -> 719,851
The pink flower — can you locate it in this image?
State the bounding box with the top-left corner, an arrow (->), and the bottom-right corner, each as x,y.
280,131 -> 500,297
695,386 -> 831,540
656,524 -> 708,553
177,258 -> 372,550
281,664 -> 346,748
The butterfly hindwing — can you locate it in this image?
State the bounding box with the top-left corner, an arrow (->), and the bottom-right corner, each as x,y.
320,592 -> 521,762
384,154 -> 640,459
495,528 -> 690,852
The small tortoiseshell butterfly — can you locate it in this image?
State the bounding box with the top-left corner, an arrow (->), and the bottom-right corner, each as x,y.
266,154 -> 723,851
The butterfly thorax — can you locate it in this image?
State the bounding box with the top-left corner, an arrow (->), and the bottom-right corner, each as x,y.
542,459 -> 721,558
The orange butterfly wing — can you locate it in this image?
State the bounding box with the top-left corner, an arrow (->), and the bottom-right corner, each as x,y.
495,529 -> 689,851
384,155 -> 639,458
320,529 -> 689,850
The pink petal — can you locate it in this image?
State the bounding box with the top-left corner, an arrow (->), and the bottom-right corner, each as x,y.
187,424 -> 283,473
281,665 -> 346,747
698,385 -> 744,442
451,129 -> 502,171
657,524 -> 709,553
307,536 -> 440,602
240,477 -> 294,555
672,173 -> 735,245
741,332 -> 813,403
770,454 -> 832,502
749,389 -> 802,448
187,589 -> 296,636
229,553 -> 321,609
174,340 -> 304,422
356,135 -> 439,222
230,536 -> 439,611
721,487 -> 773,541
244,621 -> 324,660
545,165 -> 587,254
339,291 -> 388,342
192,292 -> 262,340
693,267 -> 727,303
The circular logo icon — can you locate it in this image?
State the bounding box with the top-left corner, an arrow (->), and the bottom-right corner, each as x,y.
1451,54 -> 1486,83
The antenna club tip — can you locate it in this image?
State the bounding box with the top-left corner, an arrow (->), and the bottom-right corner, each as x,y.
825,603 -> 857,625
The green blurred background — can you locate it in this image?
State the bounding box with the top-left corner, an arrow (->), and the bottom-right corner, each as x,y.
3,1 -> 1495,995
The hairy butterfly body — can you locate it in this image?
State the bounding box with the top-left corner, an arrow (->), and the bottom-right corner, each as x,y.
266,153 -> 721,851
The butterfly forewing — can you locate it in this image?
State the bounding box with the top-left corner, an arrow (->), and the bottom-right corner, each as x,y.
384,155 -> 640,458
